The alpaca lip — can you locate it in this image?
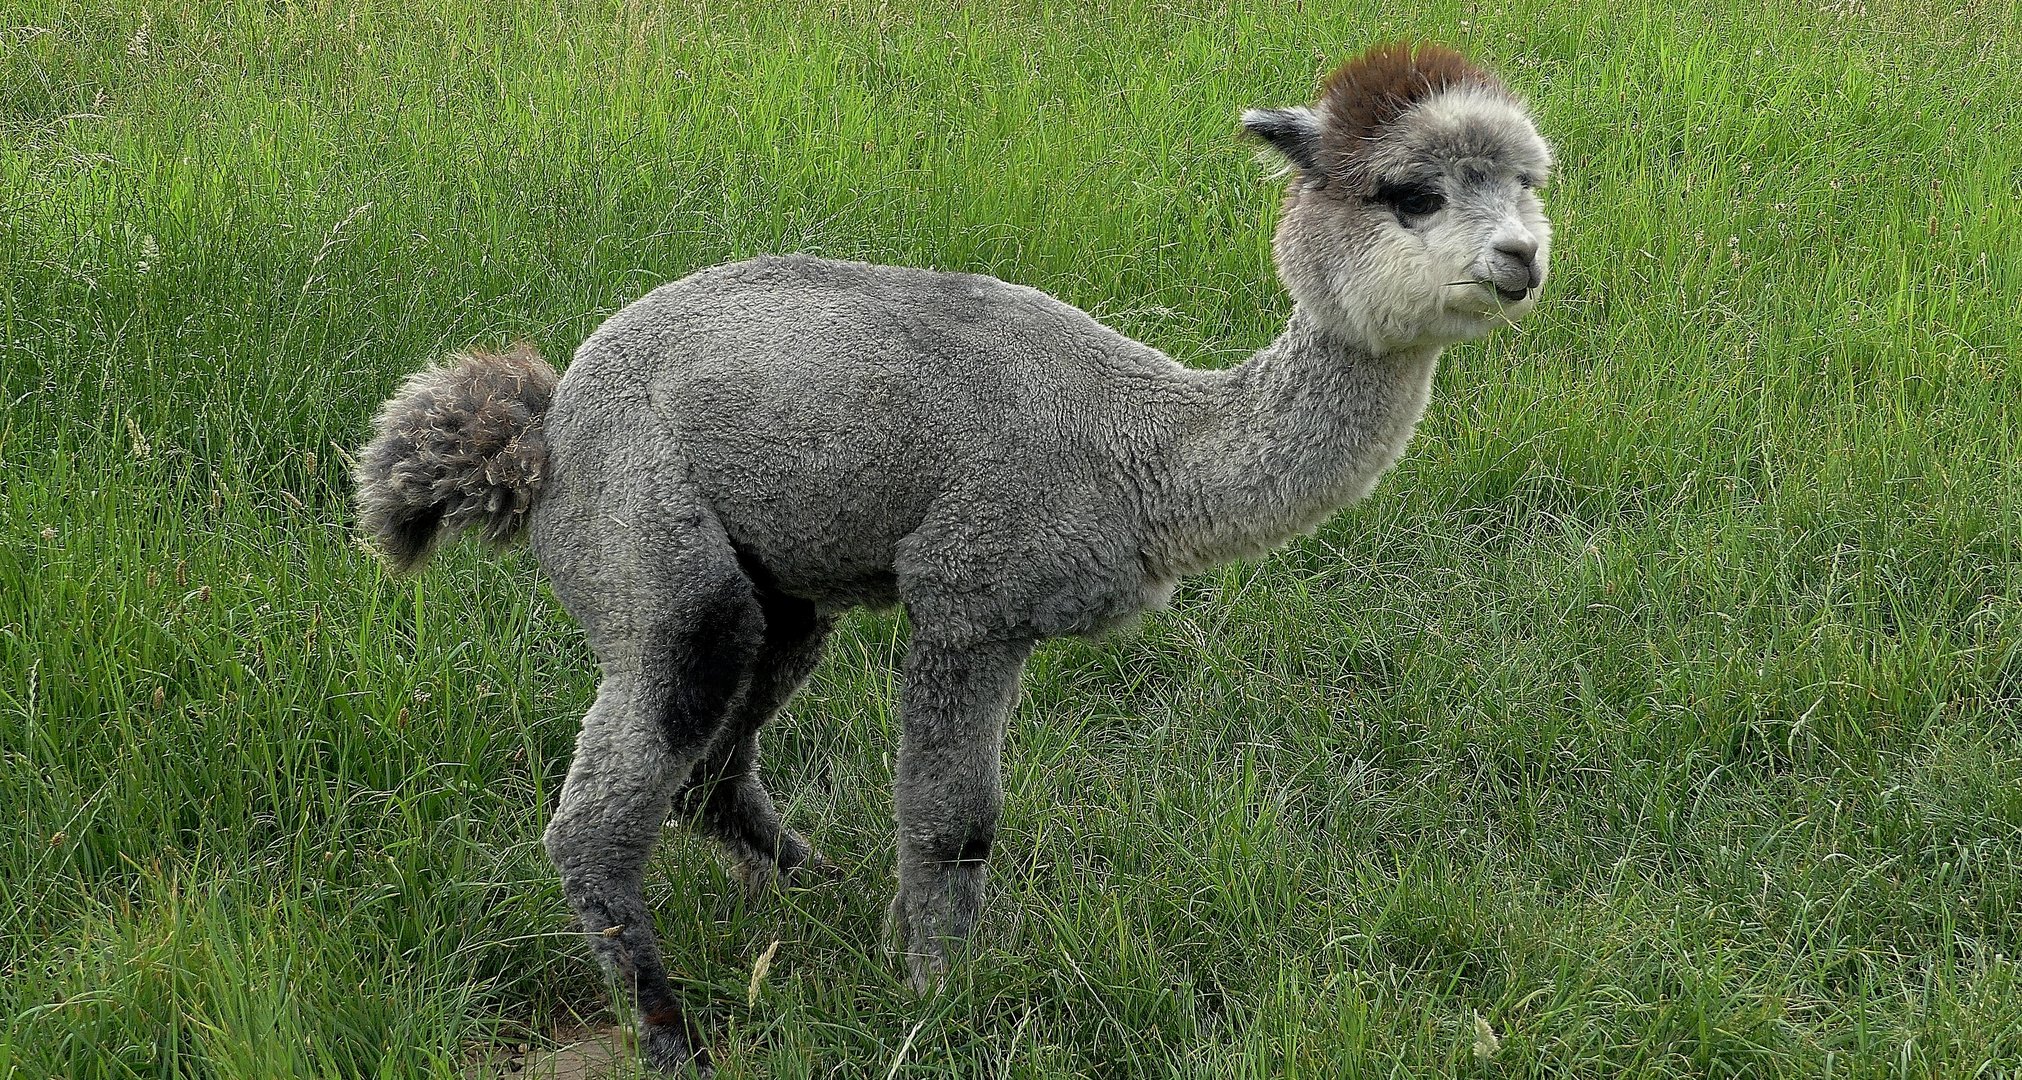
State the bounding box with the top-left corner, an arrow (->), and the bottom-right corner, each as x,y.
1448,279 -> 1530,306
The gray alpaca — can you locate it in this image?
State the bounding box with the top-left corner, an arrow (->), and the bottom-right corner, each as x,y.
355,42 -> 1552,1076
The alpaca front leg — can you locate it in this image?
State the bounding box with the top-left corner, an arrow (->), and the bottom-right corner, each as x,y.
889,636 -> 1034,991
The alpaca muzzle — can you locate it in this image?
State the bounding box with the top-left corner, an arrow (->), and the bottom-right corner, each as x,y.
1486,236 -> 1542,301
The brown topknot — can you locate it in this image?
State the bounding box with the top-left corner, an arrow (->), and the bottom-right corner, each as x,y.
1317,42 -> 1508,182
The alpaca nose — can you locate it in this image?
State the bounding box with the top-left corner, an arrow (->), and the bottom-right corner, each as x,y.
1489,237 -> 1542,295
1494,238 -> 1541,286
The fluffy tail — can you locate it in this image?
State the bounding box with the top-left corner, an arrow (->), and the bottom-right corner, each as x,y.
354,343 -> 561,573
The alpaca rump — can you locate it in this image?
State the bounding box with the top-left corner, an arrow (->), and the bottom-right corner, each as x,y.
354,343 -> 558,572
354,41 -> 1551,1077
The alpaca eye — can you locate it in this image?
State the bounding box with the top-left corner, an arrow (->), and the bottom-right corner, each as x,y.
1377,183 -> 1445,219
1398,191 -> 1445,215
1517,174 -> 1538,190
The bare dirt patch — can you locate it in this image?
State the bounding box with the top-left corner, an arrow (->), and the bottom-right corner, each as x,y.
470,1027 -> 631,1079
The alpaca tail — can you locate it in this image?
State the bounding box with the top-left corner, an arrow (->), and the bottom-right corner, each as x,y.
353,343 -> 561,573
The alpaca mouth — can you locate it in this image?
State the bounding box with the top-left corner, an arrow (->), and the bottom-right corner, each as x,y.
1445,279 -> 1532,307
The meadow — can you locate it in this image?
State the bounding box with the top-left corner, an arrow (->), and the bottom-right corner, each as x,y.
2,0 -> 2019,1075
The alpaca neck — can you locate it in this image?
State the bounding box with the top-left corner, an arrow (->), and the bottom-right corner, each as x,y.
1143,306 -> 1442,578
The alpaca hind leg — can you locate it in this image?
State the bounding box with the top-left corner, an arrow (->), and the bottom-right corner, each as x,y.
544,566 -> 762,1076
677,591 -> 836,893
888,635 -> 1034,992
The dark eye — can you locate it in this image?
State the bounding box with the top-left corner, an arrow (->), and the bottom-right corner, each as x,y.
1397,190 -> 1444,215
1517,173 -> 1538,190
1376,182 -> 1445,219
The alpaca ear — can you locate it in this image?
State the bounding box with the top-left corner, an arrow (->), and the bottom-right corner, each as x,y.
1241,106 -> 1324,176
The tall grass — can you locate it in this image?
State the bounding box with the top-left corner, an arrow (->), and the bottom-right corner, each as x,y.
3,0 -> 2019,1075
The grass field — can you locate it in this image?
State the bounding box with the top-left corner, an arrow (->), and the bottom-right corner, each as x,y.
4,0 -> 2020,1075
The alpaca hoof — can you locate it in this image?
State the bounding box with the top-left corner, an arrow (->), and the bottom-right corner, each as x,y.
886,897 -> 951,994
736,843 -> 838,897
782,847 -> 841,887
904,949 -> 949,996
640,1017 -> 712,1077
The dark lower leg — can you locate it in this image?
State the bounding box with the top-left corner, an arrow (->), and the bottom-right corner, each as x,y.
676,599 -> 834,889
678,733 -> 825,889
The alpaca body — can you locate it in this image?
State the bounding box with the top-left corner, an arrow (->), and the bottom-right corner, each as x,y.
353,43 -> 1552,1076
531,254 -> 1435,643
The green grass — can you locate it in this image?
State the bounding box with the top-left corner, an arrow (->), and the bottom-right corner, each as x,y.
3,0 -> 2020,1075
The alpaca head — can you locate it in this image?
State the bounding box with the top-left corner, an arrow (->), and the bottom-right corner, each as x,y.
1243,42 -> 1553,353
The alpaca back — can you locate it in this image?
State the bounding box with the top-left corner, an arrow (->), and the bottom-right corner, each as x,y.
534,254 -> 1206,610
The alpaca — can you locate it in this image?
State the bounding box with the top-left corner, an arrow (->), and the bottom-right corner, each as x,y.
355,42 -> 1551,1075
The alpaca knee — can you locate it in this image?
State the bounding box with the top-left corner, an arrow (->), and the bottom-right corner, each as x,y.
956,832 -> 993,865
542,808 -> 607,888
900,810 -> 997,871
898,776 -> 1002,867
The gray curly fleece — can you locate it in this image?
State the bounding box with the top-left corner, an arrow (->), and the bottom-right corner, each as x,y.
353,342 -> 557,571
353,39 -> 1551,1077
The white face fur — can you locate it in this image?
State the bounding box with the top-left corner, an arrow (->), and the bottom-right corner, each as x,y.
1253,84 -> 1554,354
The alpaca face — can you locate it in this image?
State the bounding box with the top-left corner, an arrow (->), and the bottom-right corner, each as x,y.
1244,44 -> 1553,353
